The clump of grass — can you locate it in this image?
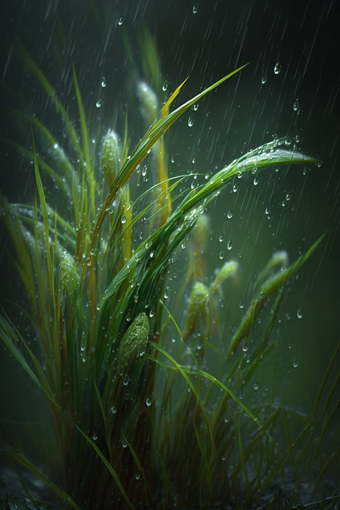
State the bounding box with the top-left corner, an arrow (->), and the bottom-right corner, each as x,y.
1,29 -> 339,509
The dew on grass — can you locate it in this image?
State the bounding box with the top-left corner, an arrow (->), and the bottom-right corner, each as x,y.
297,308 -> 303,319
188,116 -> 194,127
146,396 -> 152,406
293,358 -> 299,368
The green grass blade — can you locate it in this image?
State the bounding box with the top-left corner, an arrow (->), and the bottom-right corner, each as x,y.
76,427 -> 134,509
150,341 -> 217,458
92,64 -> 249,240
5,451 -> 81,510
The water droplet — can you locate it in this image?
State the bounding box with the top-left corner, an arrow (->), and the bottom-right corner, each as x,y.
274,62 -> 282,75
164,287 -> 170,299
253,381 -> 259,390
293,99 -> 299,111
193,103 -> 199,111
149,309 -> 155,318
121,214 -> 127,224
193,4 -> 198,13
253,176 -> 259,186
188,116 -> 194,127
293,358 -> 299,368
117,17 -> 123,26
219,234 -> 224,243
227,240 -> 233,251
162,80 -> 168,92
232,184 -> 238,193
227,209 -> 233,219
92,433 -> 98,441
239,300 -> 244,309
297,308 -> 303,319
261,73 -> 267,84
171,155 -> 175,163
96,99 -> 102,108
135,472 -> 140,480
101,77 -> 106,88
110,405 -> 117,414
242,342 -> 248,352
146,396 -> 152,407
219,251 -> 224,260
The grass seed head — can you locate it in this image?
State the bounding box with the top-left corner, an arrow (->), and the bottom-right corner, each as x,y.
183,281 -> 209,340
101,129 -> 121,188
116,312 -> 150,374
211,260 -> 239,294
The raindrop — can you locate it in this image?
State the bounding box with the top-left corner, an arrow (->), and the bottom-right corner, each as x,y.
232,184 -> 238,193
188,116 -> 194,127
92,433 -> 98,441
253,177 -> 259,186
227,209 -> 233,219
162,80 -> 168,92
193,4 -> 198,13
253,381 -> 259,390
101,78 -> 106,88
293,99 -> 299,112
219,234 -> 224,242
293,358 -> 299,368
297,308 -> 303,319
219,251 -> 224,260
261,73 -> 267,84
149,309 -> 155,318
171,155 -> 175,163
274,62 -> 282,75
193,103 -> 199,111
146,396 -> 152,407
164,287 -> 170,299
227,240 -> 233,251
96,99 -> 102,108
110,405 -> 117,414
135,472 -> 140,480
121,214 -> 127,224
117,17 -> 123,26
239,300 -> 244,309
242,342 -> 248,352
